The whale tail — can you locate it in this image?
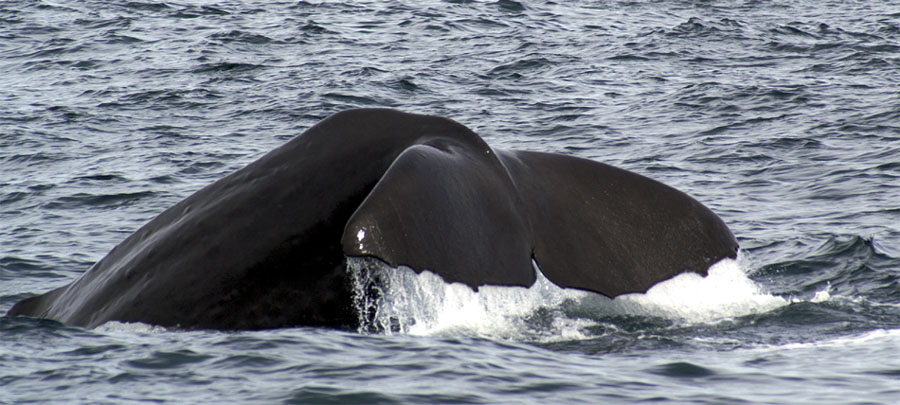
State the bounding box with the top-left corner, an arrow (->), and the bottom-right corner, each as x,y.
341,121 -> 738,297
8,109 -> 738,329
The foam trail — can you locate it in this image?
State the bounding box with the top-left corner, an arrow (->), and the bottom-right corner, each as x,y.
348,255 -> 789,339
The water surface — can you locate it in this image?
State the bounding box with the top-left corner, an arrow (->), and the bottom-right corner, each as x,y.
2,1 -> 899,403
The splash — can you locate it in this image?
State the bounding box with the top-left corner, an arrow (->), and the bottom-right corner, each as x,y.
347,257 -> 592,340
604,257 -> 788,324
348,255 -> 788,339
809,283 -> 832,303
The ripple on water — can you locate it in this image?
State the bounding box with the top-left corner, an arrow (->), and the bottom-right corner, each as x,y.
124,350 -> 213,370
42,191 -> 157,210
649,361 -> 717,378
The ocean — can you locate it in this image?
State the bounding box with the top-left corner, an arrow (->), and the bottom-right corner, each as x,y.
1,0 -> 899,403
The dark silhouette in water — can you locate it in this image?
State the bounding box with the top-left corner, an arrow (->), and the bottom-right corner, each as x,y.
7,109 -> 738,330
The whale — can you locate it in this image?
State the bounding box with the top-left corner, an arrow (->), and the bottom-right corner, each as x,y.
7,108 -> 738,330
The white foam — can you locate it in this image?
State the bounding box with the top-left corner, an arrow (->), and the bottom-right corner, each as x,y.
809,283 -> 832,303
348,258 -> 591,340
606,258 -> 789,324
755,328 -> 900,352
95,321 -> 168,334
347,255 -> 789,340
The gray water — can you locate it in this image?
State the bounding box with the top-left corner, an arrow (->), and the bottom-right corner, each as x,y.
2,1 -> 899,403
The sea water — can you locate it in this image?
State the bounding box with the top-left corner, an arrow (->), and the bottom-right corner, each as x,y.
2,0 -> 899,403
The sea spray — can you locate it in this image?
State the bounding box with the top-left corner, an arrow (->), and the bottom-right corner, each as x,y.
347,255 -> 789,339
347,257 -> 591,339
605,257 -> 789,324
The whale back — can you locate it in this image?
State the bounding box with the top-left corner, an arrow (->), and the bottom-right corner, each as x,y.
9,109 -> 476,329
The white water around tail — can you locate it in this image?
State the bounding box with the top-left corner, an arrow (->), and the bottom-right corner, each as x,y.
347,255 -> 788,341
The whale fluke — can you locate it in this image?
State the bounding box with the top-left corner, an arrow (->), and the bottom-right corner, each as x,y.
8,108 -> 738,330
